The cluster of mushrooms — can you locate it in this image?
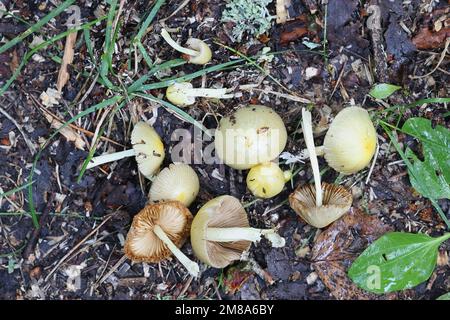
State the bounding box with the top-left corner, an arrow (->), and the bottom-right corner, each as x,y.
85,31 -> 378,278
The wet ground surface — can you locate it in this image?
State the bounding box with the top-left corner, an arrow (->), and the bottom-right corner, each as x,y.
0,0 -> 449,300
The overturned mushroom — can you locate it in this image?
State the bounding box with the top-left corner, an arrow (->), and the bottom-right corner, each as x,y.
160,28 -> 212,65
86,121 -> 165,179
301,106 -> 377,175
149,163 -> 200,207
214,105 -> 288,170
166,82 -> 234,107
289,108 -> 352,228
191,195 -> 285,268
124,201 -> 199,278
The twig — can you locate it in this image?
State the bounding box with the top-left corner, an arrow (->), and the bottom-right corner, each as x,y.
44,214 -> 114,282
160,0 -> 190,23
239,85 -> 311,103
365,142 -> 379,184
410,38 -> 449,79
177,275 -> 194,299
93,254 -> 128,289
0,105 -> 37,154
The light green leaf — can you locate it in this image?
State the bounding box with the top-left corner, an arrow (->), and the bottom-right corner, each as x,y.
402,118 -> 450,200
348,232 -> 450,294
369,83 -> 401,99
437,292 -> 450,300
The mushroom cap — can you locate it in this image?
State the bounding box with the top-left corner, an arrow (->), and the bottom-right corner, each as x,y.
323,106 -> 377,174
131,121 -> 165,179
289,183 -> 352,228
191,195 -> 252,268
166,82 -> 196,107
149,163 -> 200,207
246,162 -> 285,198
124,201 -> 193,263
214,105 -> 288,170
185,38 -> 212,65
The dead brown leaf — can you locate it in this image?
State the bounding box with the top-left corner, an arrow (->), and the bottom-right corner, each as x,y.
311,208 -> 404,300
57,32 -> 78,92
412,26 -> 450,50
43,111 -> 86,150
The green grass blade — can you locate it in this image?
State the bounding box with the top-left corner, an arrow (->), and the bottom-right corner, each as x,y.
0,17 -> 106,97
27,96 -> 123,228
0,181 -> 35,198
138,59 -> 244,91
0,0 -> 75,54
133,92 -> 210,136
127,58 -> 186,93
135,0 -> 166,41
137,42 -> 153,68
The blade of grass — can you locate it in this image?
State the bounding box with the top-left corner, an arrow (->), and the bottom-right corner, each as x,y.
138,59 -> 244,91
127,58 -> 186,92
134,0 -> 166,42
27,96 -> 123,228
373,97 -> 450,118
132,92 -> 210,136
0,17 -> 106,97
0,0 -> 75,54
0,181 -> 35,198
137,41 -> 153,68
77,100 -> 127,181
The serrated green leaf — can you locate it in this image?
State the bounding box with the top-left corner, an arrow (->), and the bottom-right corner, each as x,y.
369,83 -> 401,99
348,232 -> 450,294
402,118 -> 450,200
437,292 -> 450,300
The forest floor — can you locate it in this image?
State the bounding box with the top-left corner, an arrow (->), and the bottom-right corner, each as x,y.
0,0 -> 449,300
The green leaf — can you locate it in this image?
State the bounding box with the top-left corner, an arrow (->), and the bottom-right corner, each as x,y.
369,83 -> 401,99
348,232 -> 450,294
437,292 -> 450,300
402,118 -> 450,200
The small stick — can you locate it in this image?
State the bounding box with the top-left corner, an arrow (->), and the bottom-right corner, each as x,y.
44,214 -> 114,282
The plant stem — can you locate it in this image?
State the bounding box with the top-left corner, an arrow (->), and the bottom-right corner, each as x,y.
86,149 -> 135,169
206,227 -> 285,247
160,29 -> 198,57
184,88 -> 233,98
153,225 -> 200,278
302,108 -> 323,206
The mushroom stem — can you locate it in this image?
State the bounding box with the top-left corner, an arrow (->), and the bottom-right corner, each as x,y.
86,149 -> 136,169
161,29 -> 199,57
182,88 -> 234,99
301,108 -> 323,207
153,225 -> 200,278
205,227 -> 285,248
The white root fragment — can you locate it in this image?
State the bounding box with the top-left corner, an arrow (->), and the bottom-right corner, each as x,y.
206,227 -> 285,248
301,108 -> 323,207
153,225 -> 200,278
86,149 -> 136,169
160,28 -> 199,57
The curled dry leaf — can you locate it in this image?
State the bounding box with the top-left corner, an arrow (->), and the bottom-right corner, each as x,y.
311,208 -> 408,300
57,32 -> 77,92
43,112 -> 86,150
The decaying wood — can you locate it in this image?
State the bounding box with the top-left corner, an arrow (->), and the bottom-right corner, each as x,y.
367,4 -> 388,83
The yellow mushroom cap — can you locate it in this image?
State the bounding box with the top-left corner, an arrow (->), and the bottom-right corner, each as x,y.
289,183 -> 352,228
166,82 -> 196,107
191,195 -> 252,268
131,122 -> 165,179
323,106 -> 377,175
185,38 -> 212,65
214,105 -> 288,170
246,162 -> 286,198
149,163 -> 200,207
124,201 -> 192,263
